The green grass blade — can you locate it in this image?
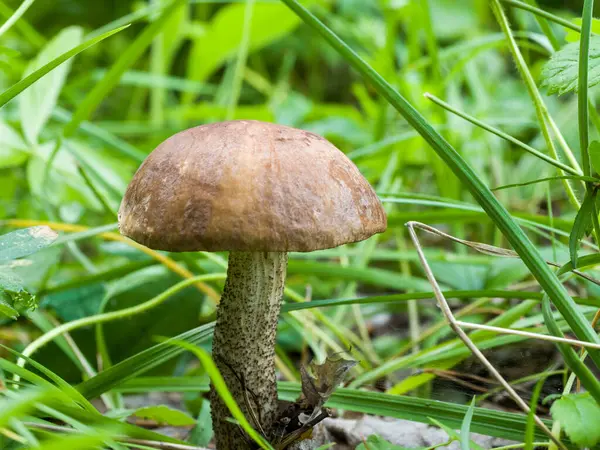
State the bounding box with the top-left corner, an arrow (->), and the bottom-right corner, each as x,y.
570,190 -> 596,268
580,0 -> 594,178
77,323 -> 215,399
0,0 -> 35,39
425,93 -> 581,176
279,0 -> 600,369
0,344 -> 96,413
278,383 -> 556,443
461,397 -> 476,450
165,340 -> 273,450
525,374 -> 549,450
542,296 -> 600,404
493,176 -> 597,191
0,25 -> 128,108
500,0 -> 582,32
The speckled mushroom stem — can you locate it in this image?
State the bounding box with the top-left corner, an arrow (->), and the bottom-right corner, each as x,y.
211,251 -> 288,449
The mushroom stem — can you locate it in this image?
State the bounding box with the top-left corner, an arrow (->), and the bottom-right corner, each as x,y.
211,251 -> 288,449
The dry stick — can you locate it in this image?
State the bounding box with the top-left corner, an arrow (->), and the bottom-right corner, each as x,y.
22,422 -> 208,450
405,221 -> 566,450
411,221 -> 600,286
455,321 -> 600,349
408,222 -> 600,349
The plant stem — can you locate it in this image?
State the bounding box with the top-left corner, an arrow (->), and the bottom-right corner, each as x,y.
211,251 -> 287,449
490,0 -> 582,208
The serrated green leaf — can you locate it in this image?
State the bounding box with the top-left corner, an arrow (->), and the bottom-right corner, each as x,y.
130,405 -> 196,426
355,435 -> 420,450
0,226 -> 58,262
590,140 -> 600,175
550,393 -> 600,447
19,26 -> 82,145
542,35 -> 600,95
569,189 -> 596,268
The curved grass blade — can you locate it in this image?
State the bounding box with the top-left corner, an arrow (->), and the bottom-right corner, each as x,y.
500,0 -> 582,33
424,93 -> 582,176
0,0 -> 36,39
77,322 -> 215,400
164,339 -> 273,450
0,25 -> 129,108
279,0 -> 600,369
0,344 -> 96,413
493,175 -> 598,191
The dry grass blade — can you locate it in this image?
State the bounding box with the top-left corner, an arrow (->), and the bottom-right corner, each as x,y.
410,222 -> 600,285
405,221 -> 565,450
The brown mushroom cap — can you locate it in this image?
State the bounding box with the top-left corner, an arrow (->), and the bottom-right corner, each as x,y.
118,120 -> 387,252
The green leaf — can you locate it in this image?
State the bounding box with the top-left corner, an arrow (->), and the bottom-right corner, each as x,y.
0,296 -> 19,320
569,189 -> 596,268
589,140 -> 600,175
130,405 -> 196,426
492,175 -> 598,191
460,397 -> 476,450
27,141 -> 102,209
0,270 -> 36,319
541,297 -> 600,404
550,393 -> 600,447
541,35 -> 600,95
0,226 -> 58,262
565,17 -> 600,43
186,1 -> 313,85
188,399 -> 213,447
0,25 -> 128,108
19,26 -> 82,145
33,432 -> 115,450
0,388 -> 54,429
0,120 -> 29,168
64,0 -> 186,137
355,435 -> 417,450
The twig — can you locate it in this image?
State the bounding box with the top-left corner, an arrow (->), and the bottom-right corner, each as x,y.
455,321 -> 600,349
406,221 -> 566,450
410,222 -> 600,286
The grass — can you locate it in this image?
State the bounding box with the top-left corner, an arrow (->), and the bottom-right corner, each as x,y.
1,0 -> 600,449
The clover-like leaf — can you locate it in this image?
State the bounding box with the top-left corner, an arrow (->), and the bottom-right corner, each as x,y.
551,393 -> 600,447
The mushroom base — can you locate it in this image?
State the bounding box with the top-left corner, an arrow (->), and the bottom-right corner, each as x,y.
211,251 -> 288,449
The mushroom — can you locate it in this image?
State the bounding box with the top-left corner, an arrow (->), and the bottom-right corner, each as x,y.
118,120 -> 386,449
